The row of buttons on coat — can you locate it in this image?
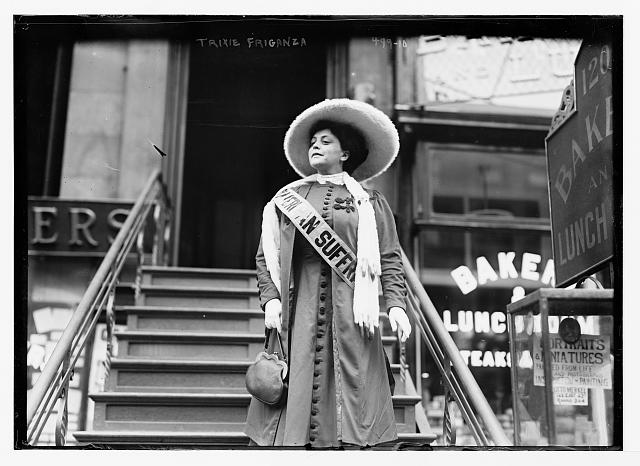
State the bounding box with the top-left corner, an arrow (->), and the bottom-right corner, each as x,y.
309,184 -> 334,443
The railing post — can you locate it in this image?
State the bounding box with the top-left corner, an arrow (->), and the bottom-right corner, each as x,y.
54,350 -> 71,446
137,222 -> 146,268
135,222 -> 146,302
153,179 -> 172,266
399,332 -> 407,387
162,207 -> 172,266
152,201 -> 164,266
441,354 -> 457,446
158,178 -> 172,266
102,285 -> 116,388
442,388 -> 457,446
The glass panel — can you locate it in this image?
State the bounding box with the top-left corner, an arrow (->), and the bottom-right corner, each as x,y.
418,227 -> 553,288
423,286 -> 514,405
415,142 -> 550,220
510,309 -> 551,446
421,286 -> 542,444
419,228 -> 466,270
470,230 -> 550,261
547,315 -> 614,446
510,311 -> 614,447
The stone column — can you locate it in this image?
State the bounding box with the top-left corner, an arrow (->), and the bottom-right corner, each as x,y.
117,41 -> 169,199
60,40 -> 169,200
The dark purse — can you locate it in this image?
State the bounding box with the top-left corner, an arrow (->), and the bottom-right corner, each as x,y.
245,329 -> 288,406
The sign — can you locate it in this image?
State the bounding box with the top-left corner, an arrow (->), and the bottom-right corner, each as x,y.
545,39 -> 614,286
533,334 -> 612,389
450,251 -> 555,295
418,36 -> 580,103
445,251 -> 554,368
28,197 -> 133,255
553,386 -> 588,406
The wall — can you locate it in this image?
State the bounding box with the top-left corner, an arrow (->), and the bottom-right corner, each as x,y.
60,40 -> 170,200
29,39 -> 171,443
347,37 -> 398,211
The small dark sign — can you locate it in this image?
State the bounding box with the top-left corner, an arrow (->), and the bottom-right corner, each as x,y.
545,38 -> 614,287
28,197 -> 133,255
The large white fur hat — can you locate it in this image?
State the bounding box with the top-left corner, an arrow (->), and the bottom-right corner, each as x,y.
283,98 -> 400,182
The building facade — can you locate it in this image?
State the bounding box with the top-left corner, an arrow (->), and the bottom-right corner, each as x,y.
19,19 -> 583,444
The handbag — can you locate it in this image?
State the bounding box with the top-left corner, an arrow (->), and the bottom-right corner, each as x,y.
245,329 -> 288,406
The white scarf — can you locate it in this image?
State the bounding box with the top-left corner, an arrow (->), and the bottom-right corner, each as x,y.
261,172 -> 381,332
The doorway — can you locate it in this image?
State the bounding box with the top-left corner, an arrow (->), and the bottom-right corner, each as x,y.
179,40 -> 327,268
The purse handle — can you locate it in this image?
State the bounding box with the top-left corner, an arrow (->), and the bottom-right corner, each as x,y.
265,328 -> 287,361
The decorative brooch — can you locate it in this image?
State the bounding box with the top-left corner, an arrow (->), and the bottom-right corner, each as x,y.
334,196 -> 356,213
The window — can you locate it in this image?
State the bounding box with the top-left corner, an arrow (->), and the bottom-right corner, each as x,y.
416,142 -> 550,220
413,142 -> 552,288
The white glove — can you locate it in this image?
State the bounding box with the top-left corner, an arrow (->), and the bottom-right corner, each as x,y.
388,306 -> 411,342
264,298 -> 282,333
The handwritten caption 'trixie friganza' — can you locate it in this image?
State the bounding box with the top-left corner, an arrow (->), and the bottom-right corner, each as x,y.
195,37 -> 308,49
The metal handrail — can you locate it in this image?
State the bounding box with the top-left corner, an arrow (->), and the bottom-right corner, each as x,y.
400,249 -> 511,446
26,169 -> 171,445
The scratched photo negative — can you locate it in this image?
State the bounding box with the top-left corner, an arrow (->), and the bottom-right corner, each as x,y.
15,16 -> 622,450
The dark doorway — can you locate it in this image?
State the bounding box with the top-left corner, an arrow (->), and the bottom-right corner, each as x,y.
179,40 -> 327,268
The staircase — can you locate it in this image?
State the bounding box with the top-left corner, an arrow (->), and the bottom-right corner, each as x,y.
74,266 -> 436,448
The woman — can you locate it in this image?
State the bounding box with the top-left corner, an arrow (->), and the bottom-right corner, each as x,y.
245,99 -> 412,448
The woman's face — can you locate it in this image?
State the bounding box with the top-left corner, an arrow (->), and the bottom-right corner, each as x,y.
308,128 -> 347,175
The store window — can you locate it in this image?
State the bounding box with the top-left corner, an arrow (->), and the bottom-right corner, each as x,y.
412,141 -> 554,441
422,144 -> 550,219
414,142 -> 552,284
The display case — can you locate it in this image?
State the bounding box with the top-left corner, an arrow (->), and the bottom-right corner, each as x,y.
507,288 -> 614,446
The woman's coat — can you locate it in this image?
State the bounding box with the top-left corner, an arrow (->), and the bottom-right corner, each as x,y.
245,183 -> 407,446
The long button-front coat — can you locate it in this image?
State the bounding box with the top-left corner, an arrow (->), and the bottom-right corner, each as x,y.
244,182 -> 407,447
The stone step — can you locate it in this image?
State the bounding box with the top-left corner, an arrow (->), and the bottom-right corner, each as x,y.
73,430 -> 437,448
140,266 -> 257,289
120,306 -> 399,349
107,358 -> 252,393
106,358 -> 409,394
114,330 -> 398,362
73,430 -> 251,448
136,285 -> 260,308
114,330 -> 267,361
118,305 -> 265,333
89,392 -> 422,434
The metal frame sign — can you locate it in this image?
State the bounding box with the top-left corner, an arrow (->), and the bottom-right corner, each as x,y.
545,38 -> 614,287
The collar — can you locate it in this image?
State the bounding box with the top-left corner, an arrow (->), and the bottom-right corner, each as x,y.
316,171 -> 346,185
